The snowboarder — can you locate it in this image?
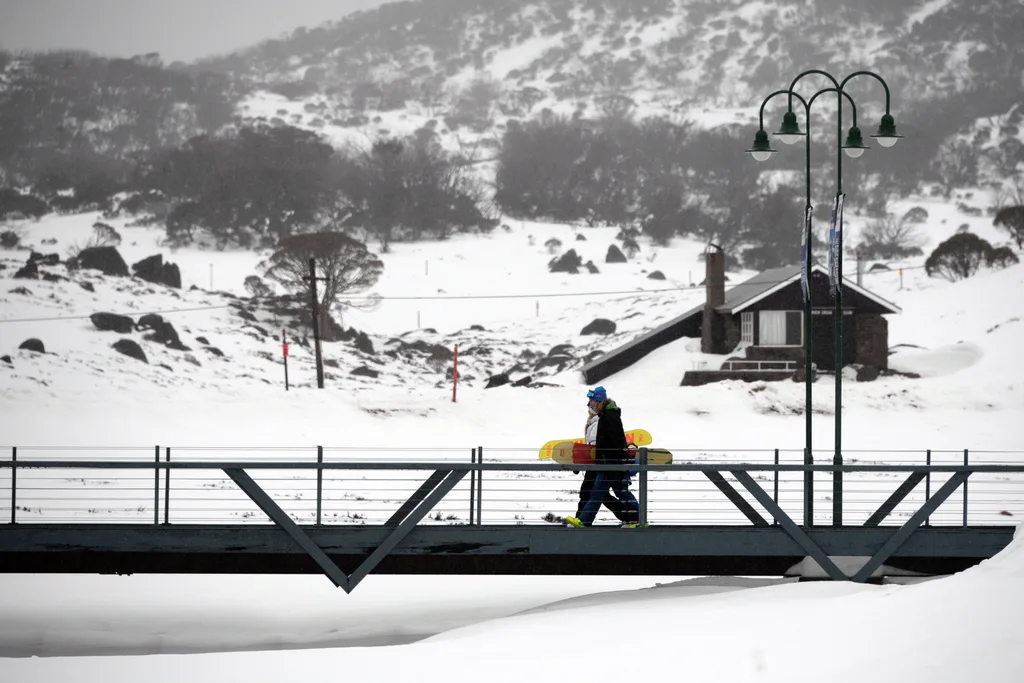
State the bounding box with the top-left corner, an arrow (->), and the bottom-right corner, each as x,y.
566,386 -> 640,528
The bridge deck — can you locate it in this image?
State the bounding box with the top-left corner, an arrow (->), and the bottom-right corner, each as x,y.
0,523 -> 1012,578
1,450 -> 1021,589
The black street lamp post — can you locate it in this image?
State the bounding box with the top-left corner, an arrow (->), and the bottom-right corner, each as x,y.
747,69 -> 902,527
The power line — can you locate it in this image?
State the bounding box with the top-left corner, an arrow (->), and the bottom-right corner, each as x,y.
2,252 -> 1018,324
338,285 -> 696,301
0,304 -> 234,324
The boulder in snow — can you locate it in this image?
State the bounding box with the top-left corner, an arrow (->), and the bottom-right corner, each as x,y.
113,338 -> 147,363
580,318 -> 617,335
91,312 -> 134,334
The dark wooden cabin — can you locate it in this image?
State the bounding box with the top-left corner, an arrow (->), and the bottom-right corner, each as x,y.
581,251 -> 901,385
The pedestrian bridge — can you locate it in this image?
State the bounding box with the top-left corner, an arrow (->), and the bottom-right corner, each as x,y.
0,446 -> 1020,592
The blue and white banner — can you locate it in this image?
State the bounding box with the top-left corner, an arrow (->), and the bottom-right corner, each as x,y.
828,193 -> 845,296
801,204 -> 812,303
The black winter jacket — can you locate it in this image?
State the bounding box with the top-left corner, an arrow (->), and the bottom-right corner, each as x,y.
594,403 -> 630,464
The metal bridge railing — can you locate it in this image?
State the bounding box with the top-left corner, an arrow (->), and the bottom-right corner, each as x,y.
1,446 -> 1022,529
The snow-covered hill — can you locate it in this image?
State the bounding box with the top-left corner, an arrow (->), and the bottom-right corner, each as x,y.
1,181 -> 1018,398
198,0 -> 1024,180
206,0 -> 1022,119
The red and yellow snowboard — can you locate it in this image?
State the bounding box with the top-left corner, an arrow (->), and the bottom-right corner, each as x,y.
539,429 -> 652,460
550,441 -> 674,466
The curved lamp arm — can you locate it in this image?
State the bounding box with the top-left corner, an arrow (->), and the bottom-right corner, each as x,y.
840,69 -> 892,114
787,69 -> 839,112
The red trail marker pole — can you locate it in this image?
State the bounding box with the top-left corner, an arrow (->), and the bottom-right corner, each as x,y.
282,329 -> 290,391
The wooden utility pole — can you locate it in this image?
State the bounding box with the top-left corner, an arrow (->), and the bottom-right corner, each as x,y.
303,257 -> 330,389
452,344 -> 459,403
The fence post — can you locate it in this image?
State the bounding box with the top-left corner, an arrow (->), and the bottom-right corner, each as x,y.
476,446 -> 483,526
151,446 -> 160,525
773,448 -> 779,526
10,446 -> 16,524
833,448 -> 843,527
925,449 -> 931,527
638,447 -> 648,527
803,447 -> 813,527
316,445 -> 324,525
963,448 -> 969,527
164,447 -> 171,524
469,448 -> 476,525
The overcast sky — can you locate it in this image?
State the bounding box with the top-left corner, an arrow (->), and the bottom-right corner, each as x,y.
0,0 -> 393,63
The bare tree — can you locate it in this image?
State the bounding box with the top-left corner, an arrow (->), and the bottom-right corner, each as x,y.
856,213 -> 925,260
933,138 -> 979,198
258,232 -> 384,338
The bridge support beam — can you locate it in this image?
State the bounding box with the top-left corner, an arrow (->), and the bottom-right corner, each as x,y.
731,470 -> 848,581
853,472 -> 971,582
704,471 -> 770,527
224,468 -> 350,590
225,468 -> 466,592
864,472 -> 927,527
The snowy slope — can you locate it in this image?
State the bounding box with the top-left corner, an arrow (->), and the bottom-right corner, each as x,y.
0,526 -> 1022,681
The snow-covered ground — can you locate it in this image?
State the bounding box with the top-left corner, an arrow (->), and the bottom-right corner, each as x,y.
1,528 -> 1022,682
0,184 -> 1022,680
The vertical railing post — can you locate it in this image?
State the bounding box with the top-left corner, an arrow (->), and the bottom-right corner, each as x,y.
476,446 -> 483,526
925,449 -> 932,527
833,448 -> 843,527
773,448 -> 779,526
469,448 -> 476,525
10,446 -> 16,525
153,446 -> 160,525
316,445 -> 324,525
803,447 -> 813,527
164,447 -> 170,524
963,448 -> 969,527
638,447 -> 648,527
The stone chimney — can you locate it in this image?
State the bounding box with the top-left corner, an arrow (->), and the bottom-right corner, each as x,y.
705,246 -> 725,308
701,245 -> 726,354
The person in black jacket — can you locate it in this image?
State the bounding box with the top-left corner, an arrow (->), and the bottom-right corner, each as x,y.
566,387 -> 640,528
573,387 -> 635,524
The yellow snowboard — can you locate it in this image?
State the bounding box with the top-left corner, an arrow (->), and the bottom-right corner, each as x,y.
539,429 -> 652,459
551,441 -> 673,466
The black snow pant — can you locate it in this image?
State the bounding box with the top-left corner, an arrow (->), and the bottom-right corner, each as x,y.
575,470 -> 638,523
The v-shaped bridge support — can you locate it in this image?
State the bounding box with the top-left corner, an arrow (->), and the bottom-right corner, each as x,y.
224,467 -> 466,593
730,469 -> 972,582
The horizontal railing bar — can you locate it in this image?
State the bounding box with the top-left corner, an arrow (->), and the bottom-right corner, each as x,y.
9,446 -> 1022,454
3,460 -> 1024,473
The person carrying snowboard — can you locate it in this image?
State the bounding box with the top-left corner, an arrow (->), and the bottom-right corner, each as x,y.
566,386 -> 640,528
570,386 -> 636,525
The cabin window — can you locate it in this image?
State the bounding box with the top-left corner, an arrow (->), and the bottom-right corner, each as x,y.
759,310 -> 803,346
741,312 -> 753,343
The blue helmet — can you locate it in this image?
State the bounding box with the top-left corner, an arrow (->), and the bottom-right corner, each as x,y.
587,386 -> 607,402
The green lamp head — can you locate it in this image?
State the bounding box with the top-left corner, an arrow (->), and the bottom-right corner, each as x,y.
746,129 -> 777,161
842,125 -> 870,158
870,113 -> 903,148
774,110 -> 805,145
